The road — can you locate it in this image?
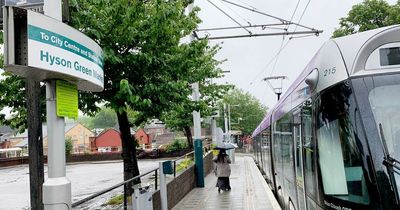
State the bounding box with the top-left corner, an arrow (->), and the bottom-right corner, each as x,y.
0,159 -> 162,209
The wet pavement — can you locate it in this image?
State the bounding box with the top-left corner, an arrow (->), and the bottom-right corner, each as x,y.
0,159 -> 161,209
172,154 -> 281,210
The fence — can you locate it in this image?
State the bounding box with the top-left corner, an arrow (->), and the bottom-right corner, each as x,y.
72,145 -> 213,209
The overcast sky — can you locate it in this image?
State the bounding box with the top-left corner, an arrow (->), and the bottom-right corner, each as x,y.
194,0 -> 397,109
1,1 -> 398,117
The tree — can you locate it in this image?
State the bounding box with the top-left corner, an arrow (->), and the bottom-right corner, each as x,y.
89,108 -> 117,129
68,0 -> 222,205
161,66 -> 231,149
217,88 -> 267,135
0,1 -> 221,206
332,0 -> 400,38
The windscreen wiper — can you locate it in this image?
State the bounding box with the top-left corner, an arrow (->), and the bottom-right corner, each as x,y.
379,123 -> 400,205
379,123 -> 400,174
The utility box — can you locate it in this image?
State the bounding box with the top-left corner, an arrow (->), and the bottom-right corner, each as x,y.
162,161 -> 173,175
132,185 -> 153,210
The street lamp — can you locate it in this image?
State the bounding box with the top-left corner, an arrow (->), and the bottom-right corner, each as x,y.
262,76 -> 287,101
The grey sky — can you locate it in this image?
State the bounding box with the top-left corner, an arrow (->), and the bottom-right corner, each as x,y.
1,1 -> 398,115
195,0 -> 397,109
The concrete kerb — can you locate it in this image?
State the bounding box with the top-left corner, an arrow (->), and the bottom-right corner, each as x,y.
248,157 -> 281,210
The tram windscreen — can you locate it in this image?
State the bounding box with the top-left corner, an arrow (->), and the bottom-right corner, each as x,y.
380,47 -> 400,66
369,84 -> 400,198
368,84 -> 400,161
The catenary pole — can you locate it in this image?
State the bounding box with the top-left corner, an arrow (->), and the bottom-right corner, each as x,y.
189,2 -> 205,188
42,0 -> 71,209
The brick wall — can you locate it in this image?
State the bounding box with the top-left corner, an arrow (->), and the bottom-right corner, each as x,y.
152,151 -> 214,210
0,153 -> 123,168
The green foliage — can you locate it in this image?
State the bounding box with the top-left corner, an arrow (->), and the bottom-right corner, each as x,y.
65,137 -> 73,156
332,0 -> 400,38
104,194 -> 124,206
0,73 -> 47,132
166,139 -> 188,153
68,0 -> 213,127
176,157 -> 194,173
89,107 -> 117,129
217,88 -> 268,135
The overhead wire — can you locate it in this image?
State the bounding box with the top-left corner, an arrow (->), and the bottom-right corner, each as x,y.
285,0 -> 301,32
269,0 -> 300,77
290,0 -> 312,39
250,0 -> 313,85
237,0 -> 258,10
249,41 -> 290,85
220,0 -> 316,31
206,0 -> 252,35
266,0 -> 313,94
220,0 -> 252,26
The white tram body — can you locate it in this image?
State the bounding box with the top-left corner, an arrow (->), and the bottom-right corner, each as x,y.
252,25 -> 400,210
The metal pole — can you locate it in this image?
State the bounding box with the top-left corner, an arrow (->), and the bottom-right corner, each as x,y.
211,118 -> 217,145
189,2 -> 204,188
192,82 -> 204,187
43,1 -> 71,209
228,104 -> 231,143
224,103 -> 228,143
159,162 -> 168,210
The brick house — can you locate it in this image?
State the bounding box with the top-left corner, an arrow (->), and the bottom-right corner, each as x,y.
134,128 -> 151,147
7,123 -> 94,154
90,128 -> 122,153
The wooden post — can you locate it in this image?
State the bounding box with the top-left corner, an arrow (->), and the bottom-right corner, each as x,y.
26,79 -> 44,210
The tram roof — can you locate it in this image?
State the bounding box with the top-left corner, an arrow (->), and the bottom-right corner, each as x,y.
252,25 -> 400,138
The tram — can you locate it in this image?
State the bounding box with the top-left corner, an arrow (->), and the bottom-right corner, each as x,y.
252,25 -> 400,210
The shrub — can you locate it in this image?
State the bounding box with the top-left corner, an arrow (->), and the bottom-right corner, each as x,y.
65,137 -> 73,156
104,194 -> 123,206
176,157 -> 193,173
165,139 -> 188,153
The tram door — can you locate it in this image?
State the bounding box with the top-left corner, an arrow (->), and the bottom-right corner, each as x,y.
293,109 -> 307,210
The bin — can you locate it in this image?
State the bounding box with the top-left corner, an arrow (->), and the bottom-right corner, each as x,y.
162,161 -> 173,175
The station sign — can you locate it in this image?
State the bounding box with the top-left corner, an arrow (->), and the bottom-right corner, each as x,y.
3,6 -> 104,92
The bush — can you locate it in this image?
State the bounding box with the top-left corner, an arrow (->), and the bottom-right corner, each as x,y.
104,194 -> 123,206
65,137 -> 73,156
176,158 -> 193,173
165,139 -> 188,153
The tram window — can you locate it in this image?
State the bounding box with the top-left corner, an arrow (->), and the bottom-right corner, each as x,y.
380,47 -> 400,66
302,110 -> 316,197
316,83 -> 370,205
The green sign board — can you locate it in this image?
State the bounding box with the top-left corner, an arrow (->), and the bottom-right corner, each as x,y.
56,80 -> 78,119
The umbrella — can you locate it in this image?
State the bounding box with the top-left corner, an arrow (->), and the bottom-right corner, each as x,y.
215,142 -> 237,150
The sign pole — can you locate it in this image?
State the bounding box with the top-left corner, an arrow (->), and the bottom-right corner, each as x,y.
188,2 -> 204,188
159,162 -> 168,210
42,0 -> 71,209
191,82 -> 204,187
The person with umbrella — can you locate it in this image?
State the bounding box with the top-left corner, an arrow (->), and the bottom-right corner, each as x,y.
213,147 -> 232,192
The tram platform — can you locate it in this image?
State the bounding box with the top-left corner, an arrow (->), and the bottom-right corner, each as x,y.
172,154 -> 281,210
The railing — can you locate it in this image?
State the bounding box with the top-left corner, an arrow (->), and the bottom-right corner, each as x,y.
172,151 -> 194,178
71,167 -> 159,208
71,145 -> 210,209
